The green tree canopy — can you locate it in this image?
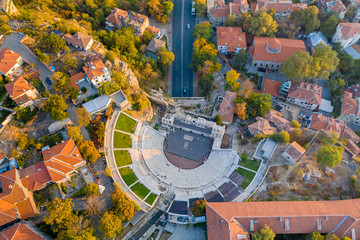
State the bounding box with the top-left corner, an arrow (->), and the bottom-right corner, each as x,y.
43,94 -> 68,121
67,126 -> 83,144
304,6 -> 320,33
194,0 -> 207,17
320,14 -> 339,38
192,22 -> 213,42
281,51 -> 316,81
76,107 -> 90,126
214,114 -> 222,125
249,11 -> 278,37
39,33 -> 69,54
317,144 -> 344,168
269,130 -> 290,144
247,92 -> 272,117
199,74 -> 214,97
52,71 -> 70,93
290,120 -> 301,128
158,47 -> 175,72
148,0 -> 173,23
44,198 -> 76,232
191,199 -> 207,217
313,43 -> 339,80
252,224 -> 276,240
190,38 -> 218,71
306,232 -> 324,240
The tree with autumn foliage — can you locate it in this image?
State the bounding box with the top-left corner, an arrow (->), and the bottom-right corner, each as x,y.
110,187 -> 140,222
148,0 -> 173,23
190,38 -> 217,71
235,102 -> 247,120
238,79 -> 254,100
191,199 -> 207,217
225,70 -> 241,91
99,211 -> 123,239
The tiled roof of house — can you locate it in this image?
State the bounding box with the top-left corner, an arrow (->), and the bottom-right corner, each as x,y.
265,109 -> 292,132
248,117 -> 277,135
106,8 -> 128,26
258,0 -> 294,12
346,83 -> 360,98
209,5 -> 230,17
69,72 -> 85,91
0,48 -> 21,75
4,75 -> 33,102
318,0 -> 346,12
83,59 -> 106,81
20,161 -> 52,192
0,169 -> 37,227
288,82 -> 322,106
42,139 -> 83,182
146,38 -> 166,54
0,223 -> 44,240
146,26 -> 161,36
206,199 -> 360,240
217,27 -> 246,51
63,32 -> 93,49
262,77 -> 282,97
218,91 -> 237,123
341,91 -> 359,116
310,113 -> 360,143
283,141 -> 306,161
338,23 -> 360,40
345,43 -> 360,60
252,37 -> 306,63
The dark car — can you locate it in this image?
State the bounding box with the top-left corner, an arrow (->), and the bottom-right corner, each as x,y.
183,87 -> 187,95
258,67 -> 266,72
45,77 -> 52,86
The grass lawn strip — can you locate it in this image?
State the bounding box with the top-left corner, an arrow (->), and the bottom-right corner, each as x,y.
114,150 -> 132,167
238,158 -> 261,171
115,113 -> 137,133
236,167 -> 256,190
144,193 -> 157,205
113,131 -> 132,149
119,167 -> 137,186
131,182 -> 150,200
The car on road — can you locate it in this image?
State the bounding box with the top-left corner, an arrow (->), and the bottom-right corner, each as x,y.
187,24 -> 190,29
183,87 -> 187,95
258,67 -> 266,72
45,77 -> 52,86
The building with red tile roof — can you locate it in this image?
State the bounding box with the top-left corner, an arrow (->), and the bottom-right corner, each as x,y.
217,27 -> 246,55
4,75 -> 39,107
42,139 -> 85,183
318,0 -> 346,19
146,26 -> 161,39
282,141 -> 306,163
310,113 -> 360,156
83,59 -> 111,89
218,91 -> 237,124
332,23 -> 360,49
105,8 -> 128,30
0,48 -> 23,78
286,82 -> 322,110
206,199 -> 360,240
255,0 -> 307,18
0,223 -> 45,240
20,162 -> 52,192
63,32 -> 94,51
250,37 -> 306,70
339,91 -> 360,125
262,77 -> 282,98
209,0 -> 249,25
128,13 -> 149,36
247,117 -> 277,136
346,83 -> 360,98
0,169 -> 38,227
69,71 -> 86,91
265,109 -> 293,132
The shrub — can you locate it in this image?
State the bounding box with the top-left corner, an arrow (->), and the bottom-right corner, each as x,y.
251,133 -> 267,143
269,131 -> 290,144
213,114 -> 222,125
317,145 -> 344,168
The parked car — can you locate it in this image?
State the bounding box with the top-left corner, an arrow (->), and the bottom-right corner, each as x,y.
45,77 -> 52,86
258,67 -> 266,72
187,24 -> 190,29
183,87 -> 187,95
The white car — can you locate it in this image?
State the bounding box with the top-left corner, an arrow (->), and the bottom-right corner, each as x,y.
187,24 -> 190,29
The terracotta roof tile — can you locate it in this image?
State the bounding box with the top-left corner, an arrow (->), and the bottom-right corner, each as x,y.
106,8 -> 128,26
0,48 -> 21,75
265,109 -> 292,132
248,117 -> 277,135
209,5 -> 230,17
0,199 -> 17,226
262,78 -> 282,97
347,139 -> 360,155
4,75 -> 33,100
217,27 -> 246,52
16,197 -> 37,219
0,223 -> 43,240
341,91 -> 359,116
146,26 -> 160,36
284,141 -> 305,161
258,0 -> 294,13
69,72 -> 85,91
252,37 -> 306,63
206,199 -> 360,240
288,82 -> 322,106
338,23 -> 360,40
21,162 -> 52,191
219,91 -> 237,123
83,59 -> 106,81
63,32 -> 93,49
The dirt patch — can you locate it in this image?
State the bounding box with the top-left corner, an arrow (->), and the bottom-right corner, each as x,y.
252,138 -> 358,201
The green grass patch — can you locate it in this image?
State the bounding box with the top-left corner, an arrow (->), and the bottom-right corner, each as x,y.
115,113 -> 137,133
113,131 -> 131,148
114,150 -> 132,167
119,167 -> 137,186
236,167 -> 256,190
239,158 -> 261,171
131,182 -> 150,200
145,193 -> 157,205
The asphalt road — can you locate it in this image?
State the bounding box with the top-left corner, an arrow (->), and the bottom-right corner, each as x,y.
171,0 -> 196,97
129,210 -> 164,240
0,33 -> 54,89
